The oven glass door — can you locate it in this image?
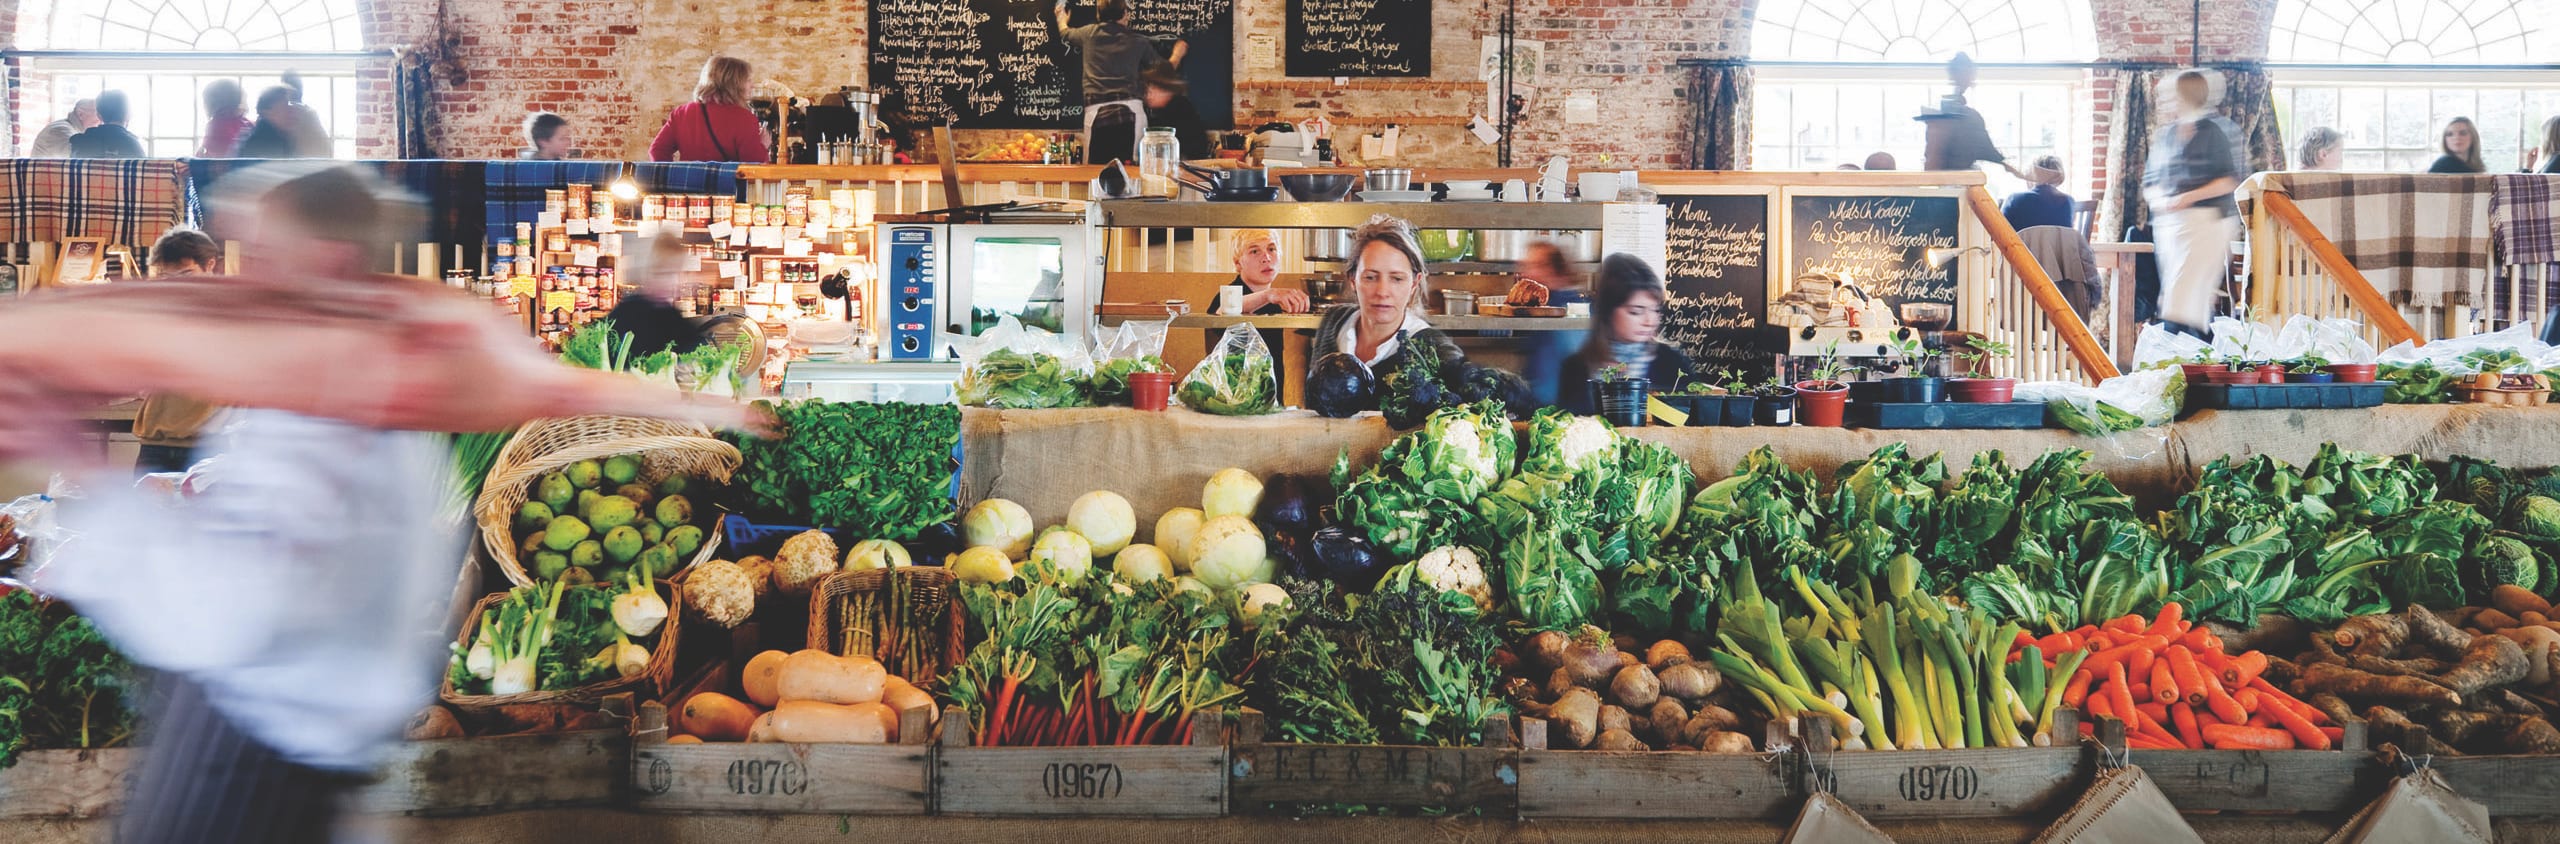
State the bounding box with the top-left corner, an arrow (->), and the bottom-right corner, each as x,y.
963,236 -> 1067,336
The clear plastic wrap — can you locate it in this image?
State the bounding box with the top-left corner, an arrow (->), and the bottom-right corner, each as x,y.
0,476 -> 79,585
2018,367 -> 2183,458
1085,319 -> 1171,406
954,316 -> 1094,409
1175,324 -> 1279,415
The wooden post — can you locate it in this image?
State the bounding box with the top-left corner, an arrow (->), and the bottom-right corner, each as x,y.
1519,717 -> 1549,751
1799,712 -> 1835,797
2047,708 -> 2080,747
1965,186 -> 2121,381
2259,191 -> 2424,347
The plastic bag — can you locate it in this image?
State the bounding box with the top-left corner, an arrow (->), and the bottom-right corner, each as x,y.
2133,322 -> 2212,368
2375,324 -> 2550,403
2018,367 -> 2182,459
2306,317 -> 2379,365
1176,324 -> 1279,415
2207,315 -> 2316,363
0,476 -> 80,584
955,316 -> 1093,409
1085,320 -> 1171,406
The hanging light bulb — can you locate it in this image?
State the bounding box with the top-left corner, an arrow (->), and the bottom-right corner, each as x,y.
610,177 -> 640,202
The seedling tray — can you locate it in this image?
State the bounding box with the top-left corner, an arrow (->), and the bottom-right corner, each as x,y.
1850,401 -> 2048,429
2186,382 -> 2387,410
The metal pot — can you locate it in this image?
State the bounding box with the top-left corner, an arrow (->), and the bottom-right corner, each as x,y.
1476,229 -> 1537,262
1363,168 -> 1413,193
1303,229 -> 1356,262
1553,229 -> 1600,263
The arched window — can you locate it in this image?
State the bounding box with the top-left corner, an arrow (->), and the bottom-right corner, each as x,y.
18,0 -> 366,157
2270,0 -> 2558,171
1749,0 -> 2094,176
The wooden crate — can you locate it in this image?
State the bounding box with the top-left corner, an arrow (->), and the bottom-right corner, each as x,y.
2133,719 -> 2377,814
0,747 -> 137,819
932,706 -> 1228,817
1785,710 -> 2088,820
1513,717 -> 1793,819
2431,755 -> 2560,816
627,701 -> 934,814
1226,710 -> 1520,816
358,726 -> 629,816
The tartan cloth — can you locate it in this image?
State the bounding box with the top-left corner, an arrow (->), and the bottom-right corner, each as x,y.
371,159 -> 488,253
483,161 -> 739,244
2490,175 -> 2560,323
2254,172 -> 2493,309
628,162 -> 739,198
0,158 -> 188,247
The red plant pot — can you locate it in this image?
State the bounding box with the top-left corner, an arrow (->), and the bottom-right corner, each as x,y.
2178,363 -> 2229,382
1795,381 -> 1850,427
2324,363 -> 2378,383
1947,377 -> 2019,403
2254,364 -> 2288,384
1129,372 -> 1173,411
2204,370 -> 2259,385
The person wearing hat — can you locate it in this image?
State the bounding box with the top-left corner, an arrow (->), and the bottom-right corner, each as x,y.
2000,155 -> 2077,232
1217,229 -> 1310,316
1142,63 -> 1211,160
1917,54 -> 2021,176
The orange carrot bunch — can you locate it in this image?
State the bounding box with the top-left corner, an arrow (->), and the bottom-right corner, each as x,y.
2011,603 -> 2334,751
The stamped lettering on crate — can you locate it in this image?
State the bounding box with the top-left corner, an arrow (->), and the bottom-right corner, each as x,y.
1040,761 -> 1125,801
725,758 -> 811,797
1267,744 -> 1489,785
1895,763 -> 1981,802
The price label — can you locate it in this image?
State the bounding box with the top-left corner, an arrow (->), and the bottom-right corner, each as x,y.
542,290 -> 576,312
1896,764 -> 1980,802
508,277 -> 538,298
565,218 -> 590,236
724,758 -> 810,797
708,221 -> 733,239
1040,762 -> 1125,801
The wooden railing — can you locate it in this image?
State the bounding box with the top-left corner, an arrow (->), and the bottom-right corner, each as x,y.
2248,191 -> 2425,349
1962,186 -> 2120,382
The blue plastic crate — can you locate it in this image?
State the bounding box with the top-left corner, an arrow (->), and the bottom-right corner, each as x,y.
1851,401 -> 2049,429
2186,382 -> 2388,411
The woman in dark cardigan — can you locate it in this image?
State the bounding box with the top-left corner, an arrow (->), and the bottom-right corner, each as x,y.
1307,214 -> 1466,379
1555,254 -> 1691,416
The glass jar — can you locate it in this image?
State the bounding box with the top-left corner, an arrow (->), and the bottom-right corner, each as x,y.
1138,127 -> 1182,198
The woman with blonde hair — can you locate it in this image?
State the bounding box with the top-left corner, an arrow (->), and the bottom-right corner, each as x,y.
2526,116 -> 2560,174
2427,116 -> 2485,173
2297,126 -> 2345,170
1309,215 -> 1464,375
648,56 -> 769,162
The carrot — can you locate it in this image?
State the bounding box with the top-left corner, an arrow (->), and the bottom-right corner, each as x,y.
2190,646 -> 2231,676
2248,678 -> 2331,728
2258,690 -> 2330,750
2129,734 -> 2183,750
2222,651 -> 2268,689
2203,723 -> 2297,750
2203,674 -> 2248,725
2063,668 -> 2096,707
2083,631 -> 2116,651
2079,635 -> 2167,677
2172,702 -> 2203,749
2136,701 -> 2170,724
2247,713 -> 2277,729
2152,658 -> 2182,705
2109,663 -> 2138,726
2166,647 -> 2206,706
2319,726 -> 2345,744
2128,646 -> 2158,684
2130,682 -> 2151,702
2087,687 -> 2116,719
2038,632 -> 2082,655
2013,629 -> 2037,651
2105,614 -> 2145,636
2233,687 -> 2262,712
2146,603 -> 2186,639
2178,628 -> 2223,654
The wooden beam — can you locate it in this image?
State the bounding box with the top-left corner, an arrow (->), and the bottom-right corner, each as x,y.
2258,190 -> 2425,348
1964,186 -> 2121,381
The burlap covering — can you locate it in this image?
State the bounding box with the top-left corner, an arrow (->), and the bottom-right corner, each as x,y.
960,405 -> 2560,523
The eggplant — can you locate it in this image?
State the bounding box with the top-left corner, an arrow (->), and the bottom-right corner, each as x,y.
1306,353 -> 1379,418
1257,473 -> 1333,535
1308,526 -> 1388,592
908,519 -> 964,564
1269,529 -> 1316,581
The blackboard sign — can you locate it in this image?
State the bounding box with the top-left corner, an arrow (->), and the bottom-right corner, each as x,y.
1285,0 -> 1430,77
1660,194 -> 1778,381
871,0 -> 1236,131
1788,194 -> 1962,318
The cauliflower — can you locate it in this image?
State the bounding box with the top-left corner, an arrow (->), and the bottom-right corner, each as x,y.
734,555 -> 775,601
682,559 -> 759,628
1554,416 -> 1619,472
1414,545 -> 1493,610
772,530 -> 841,595
1522,409 -> 1620,481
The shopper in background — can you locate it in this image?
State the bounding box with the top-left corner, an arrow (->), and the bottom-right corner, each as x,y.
2297,126 -> 2345,171
1555,254 -> 1691,415
1140,64 -> 1209,159
1917,54 -> 2018,177
2428,117 -> 2486,174
521,111 -> 573,160
2144,69 -> 2245,337
1054,0 -> 1163,165
1510,241 -> 1593,407
2523,117 -> 2560,174
69,91 -> 146,158
146,228 -> 221,277
31,98 -> 98,158
197,80 -> 253,158
605,235 -> 709,359
1310,215 -> 1465,377
2001,155 -> 2078,231
235,86 -> 308,158
1862,151 -> 1898,171
1216,229 -> 1310,316
649,56 -> 770,163
131,231 -> 227,475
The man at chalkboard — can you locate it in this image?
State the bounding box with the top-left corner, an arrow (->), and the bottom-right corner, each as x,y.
1055,0 -> 1165,165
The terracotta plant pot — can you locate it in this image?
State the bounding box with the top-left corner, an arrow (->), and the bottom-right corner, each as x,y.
2324,363 -> 2378,383
2178,363 -> 2229,382
1129,372 -> 1173,411
2204,370 -> 2259,386
1946,377 -> 2018,403
1795,381 -> 1850,427
2253,364 -> 2288,384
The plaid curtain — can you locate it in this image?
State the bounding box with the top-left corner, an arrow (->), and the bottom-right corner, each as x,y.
2100,64 -> 2282,242
2222,66 -> 2286,175
1685,62 -> 1753,171
394,48 -> 440,160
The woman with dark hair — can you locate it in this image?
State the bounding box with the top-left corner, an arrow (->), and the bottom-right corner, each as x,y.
1308,214 -> 1464,376
1553,254 -> 1690,415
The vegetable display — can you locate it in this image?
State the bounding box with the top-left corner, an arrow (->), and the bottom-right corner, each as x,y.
725,399 -> 960,542
940,574 -> 1248,746
668,649 -> 936,745
2032,604 -> 2335,750
1175,354 -> 1278,416
1499,627 -> 1749,752
449,566 -> 671,697
505,452 -> 718,586
1250,565 -> 1509,746
959,349 -> 1091,409
0,592 -> 139,768
1084,355 -> 1165,407
2286,601 -> 2560,756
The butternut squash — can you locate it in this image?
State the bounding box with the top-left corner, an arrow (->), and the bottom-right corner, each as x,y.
746,712 -> 780,743
882,679 -> 934,725
776,649 -> 886,705
667,734 -> 704,745
769,700 -> 890,744
680,692 -> 759,742
742,650 -> 790,707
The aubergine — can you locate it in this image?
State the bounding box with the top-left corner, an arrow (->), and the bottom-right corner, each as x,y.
1308,526 -> 1388,592
1269,529 -> 1317,581
908,519 -> 964,563
1306,353 -> 1379,418
1256,473 -> 1334,536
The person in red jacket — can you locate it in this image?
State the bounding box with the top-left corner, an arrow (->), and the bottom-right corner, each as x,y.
648,56 -> 770,163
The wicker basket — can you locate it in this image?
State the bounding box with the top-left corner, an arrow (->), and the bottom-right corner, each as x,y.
439,579 -> 684,708
807,567 -> 965,687
474,415 -> 742,587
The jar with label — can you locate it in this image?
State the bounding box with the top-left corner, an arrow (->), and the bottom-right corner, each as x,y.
544,189 -> 567,215
688,196 -> 712,227
1138,127 -> 1181,198
642,195 -> 665,221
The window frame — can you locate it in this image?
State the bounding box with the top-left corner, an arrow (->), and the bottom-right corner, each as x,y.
2270,64 -> 2560,172
1748,63 -> 2090,197
13,51 -> 374,158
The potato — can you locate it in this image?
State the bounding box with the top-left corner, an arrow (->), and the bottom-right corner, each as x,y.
1647,698 -> 1690,744
1599,704 -> 1632,736
1683,705 -> 1741,747
405,705 -> 466,741
1595,729 -> 1649,752
1657,662 -> 1720,702
776,649 -> 887,705
1645,640 -> 1693,670
769,700 -> 890,744
1611,664 -> 1661,709
742,650 -> 790,707
1697,730 -> 1756,754
1550,688 -> 1602,749
1523,630 -> 1569,675
1545,667 -> 1580,701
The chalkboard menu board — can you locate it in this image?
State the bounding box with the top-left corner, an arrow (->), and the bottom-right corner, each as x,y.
1660,194 -> 1778,381
871,0 -> 1236,130
1285,0 -> 1430,77
1787,194 -> 1963,318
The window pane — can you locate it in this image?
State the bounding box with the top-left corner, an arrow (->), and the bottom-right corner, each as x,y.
2271,0 -> 2542,63
1753,0 -> 2095,61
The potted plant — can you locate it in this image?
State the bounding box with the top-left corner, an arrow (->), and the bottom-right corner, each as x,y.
2324,357 -> 2379,383
1794,341 -> 1857,427
2458,349 -> 2550,394
1751,376 -> 1799,426
1589,364 -> 1650,427
1709,369 -> 1757,427
2283,355 -> 2334,383
1947,336 -> 2018,403
1881,335 -> 1946,403
2176,350 -> 2229,383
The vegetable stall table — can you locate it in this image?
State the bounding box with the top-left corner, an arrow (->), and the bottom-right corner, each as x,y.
1096,313 -> 1596,413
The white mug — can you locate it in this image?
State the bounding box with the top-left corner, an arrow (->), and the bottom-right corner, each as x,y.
1577,172 -> 1619,202
1537,178 -> 1569,202
1503,178 -> 1530,202
1217,286 -> 1243,315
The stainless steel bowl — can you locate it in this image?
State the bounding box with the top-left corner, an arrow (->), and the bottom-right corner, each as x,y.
1304,229 -> 1356,262
1279,172 -> 1359,202
1302,275 -> 1349,303
1363,168 -> 1413,193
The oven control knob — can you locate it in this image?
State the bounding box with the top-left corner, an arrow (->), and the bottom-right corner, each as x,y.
900,336 -> 922,353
